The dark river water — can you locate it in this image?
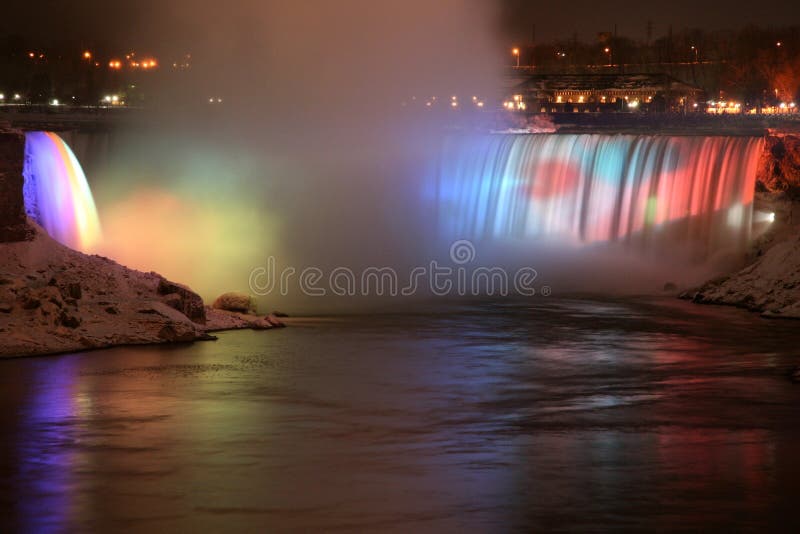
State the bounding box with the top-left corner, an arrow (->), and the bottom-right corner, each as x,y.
2,297 -> 800,532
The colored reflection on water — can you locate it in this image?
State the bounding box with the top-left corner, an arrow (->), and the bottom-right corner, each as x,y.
1,298 -> 800,531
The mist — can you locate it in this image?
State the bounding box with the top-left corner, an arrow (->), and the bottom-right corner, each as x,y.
83,1 -> 504,312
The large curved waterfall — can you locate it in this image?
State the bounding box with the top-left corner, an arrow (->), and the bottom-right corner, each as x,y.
433,134 -> 764,258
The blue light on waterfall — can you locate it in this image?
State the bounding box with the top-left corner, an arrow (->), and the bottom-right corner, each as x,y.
22,132 -> 102,252
433,134 -> 764,256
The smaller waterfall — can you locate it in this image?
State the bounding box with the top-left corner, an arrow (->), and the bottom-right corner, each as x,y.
433,134 -> 765,258
23,132 -> 102,252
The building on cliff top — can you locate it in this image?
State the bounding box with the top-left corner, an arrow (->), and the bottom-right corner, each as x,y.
506,73 -> 705,114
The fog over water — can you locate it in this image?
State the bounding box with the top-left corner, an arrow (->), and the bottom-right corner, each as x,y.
72,1 -> 504,311
61,1 -> 760,312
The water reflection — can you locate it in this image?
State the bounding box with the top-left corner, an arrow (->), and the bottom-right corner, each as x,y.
1,297 -> 800,531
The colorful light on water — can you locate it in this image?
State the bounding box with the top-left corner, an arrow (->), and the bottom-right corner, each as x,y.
23,132 -> 102,252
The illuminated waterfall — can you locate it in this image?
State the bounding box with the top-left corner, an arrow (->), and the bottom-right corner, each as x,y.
23,132 -> 102,252
434,134 -> 764,256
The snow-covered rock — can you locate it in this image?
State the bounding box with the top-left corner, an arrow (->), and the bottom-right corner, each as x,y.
684,228 -> 800,319
212,292 -> 255,313
0,222 -> 217,357
204,307 -> 285,332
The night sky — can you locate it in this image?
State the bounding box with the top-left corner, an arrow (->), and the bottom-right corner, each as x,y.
3,0 -> 799,52
500,0 -> 800,42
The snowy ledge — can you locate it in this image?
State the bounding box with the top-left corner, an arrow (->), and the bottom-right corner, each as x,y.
0,223 -> 283,359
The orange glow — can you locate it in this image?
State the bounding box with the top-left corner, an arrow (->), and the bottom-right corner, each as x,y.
511,47 -> 520,56
109,60 -> 122,69
28,51 -> 34,58
83,51 -> 92,59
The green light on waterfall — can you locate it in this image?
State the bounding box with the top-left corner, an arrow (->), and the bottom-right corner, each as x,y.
645,196 -> 658,225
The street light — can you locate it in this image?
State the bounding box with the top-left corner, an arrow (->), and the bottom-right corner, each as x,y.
691,45 -> 698,62
512,47 -> 520,67
604,47 -> 612,66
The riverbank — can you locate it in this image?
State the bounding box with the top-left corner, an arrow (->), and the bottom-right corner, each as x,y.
682,133 -> 800,317
0,222 -> 283,358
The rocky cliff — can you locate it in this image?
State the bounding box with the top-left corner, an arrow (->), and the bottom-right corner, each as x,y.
757,133 -> 800,196
0,129 -> 30,242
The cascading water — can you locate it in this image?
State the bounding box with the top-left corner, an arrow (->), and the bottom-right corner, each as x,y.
433,134 -> 764,259
22,132 -> 102,252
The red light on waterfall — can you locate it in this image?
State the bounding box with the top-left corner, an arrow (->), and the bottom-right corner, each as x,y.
527,161 -> 581,199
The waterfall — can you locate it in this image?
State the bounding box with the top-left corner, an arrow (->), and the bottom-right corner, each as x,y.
433,134 -> 764,258
22,132 -> 102,252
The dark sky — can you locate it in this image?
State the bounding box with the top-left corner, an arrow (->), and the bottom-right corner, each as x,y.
500,0 -> 800,43
2,0 -> 799,52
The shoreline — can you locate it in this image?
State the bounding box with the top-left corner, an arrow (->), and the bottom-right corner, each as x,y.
0,223 -> 284,359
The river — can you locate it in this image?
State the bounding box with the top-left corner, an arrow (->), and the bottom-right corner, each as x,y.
1,296 -> 799,532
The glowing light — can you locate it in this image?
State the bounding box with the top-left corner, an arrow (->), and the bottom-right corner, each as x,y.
50,99 -> 59,106
769,212 -> 776,223
433,135 -> 763,249
83,51 -> 92,59
22,132 -> 102,252
13,93 -> 20,100
0,93 -> 4,100
628,100 -> 639,108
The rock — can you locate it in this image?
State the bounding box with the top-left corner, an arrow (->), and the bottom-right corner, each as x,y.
19,294 -> 40,310
0,129 -> 31,243
59,312 -> 81,329
66,282 -> 82,300
757,135 -> 800,196
157,278 -> 206,323
0,302 -> 12,313
212,292 -> 255,314
203,306 -> 285,332
265,314 -> 286,328
157,324 -> 196,342
663,282 -> 677,292
162,292 -> 183,311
